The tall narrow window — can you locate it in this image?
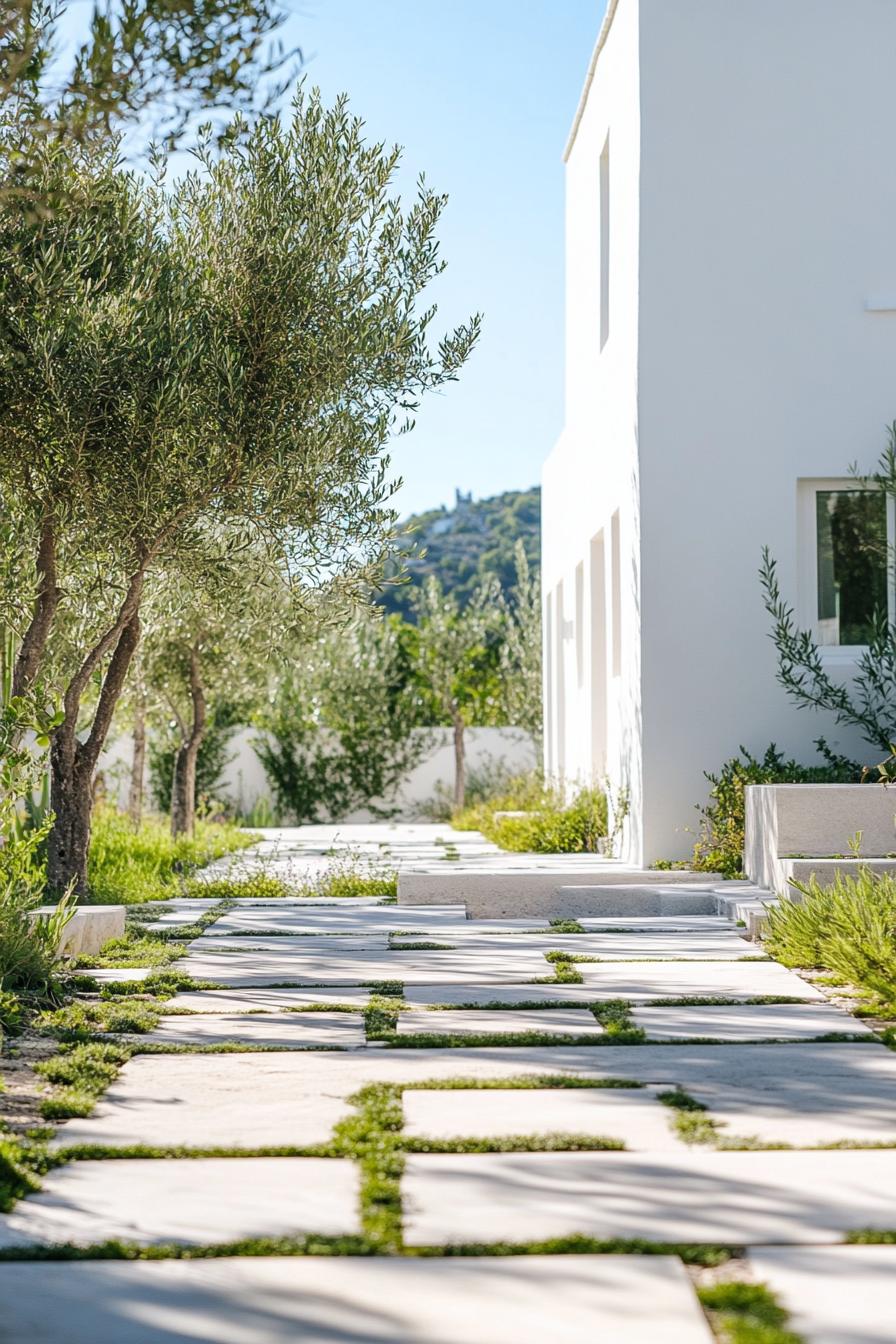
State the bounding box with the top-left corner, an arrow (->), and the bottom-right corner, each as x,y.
555,580 -> 566,778
590,532 -> 607,777
610,510 -> 621,676
575,561 -> 585,688
600,134 -> 611,350
816,489 -> 887,646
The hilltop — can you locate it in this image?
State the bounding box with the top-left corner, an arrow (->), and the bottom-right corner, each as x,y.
377,486 -> 541,620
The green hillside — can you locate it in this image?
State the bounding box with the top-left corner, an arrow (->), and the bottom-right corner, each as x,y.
378,486 -> 541,620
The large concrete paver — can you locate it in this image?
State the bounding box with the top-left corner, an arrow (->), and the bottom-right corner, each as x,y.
205,905 -> 465,935
424,931 -> 757,959
632,1002 -> 872,1041
403,1087 -> 686,1151
403,1150 -> 896,1247
178,948 -> 548,986
147,1011 -> 366,1049
395,1008 -> 604,1038
168,987 -> 372,1011
405,960 -> 824,1002
748,1246 -> 896,1343
0,1256 -> 715,1343
0,1159 -> 358,1247
51,1055 -> 354,1150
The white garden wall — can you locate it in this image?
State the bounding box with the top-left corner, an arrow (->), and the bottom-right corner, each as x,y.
99,725 -> 537,823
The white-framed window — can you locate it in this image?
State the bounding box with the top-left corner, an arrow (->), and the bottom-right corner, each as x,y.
798,478 -> 894,650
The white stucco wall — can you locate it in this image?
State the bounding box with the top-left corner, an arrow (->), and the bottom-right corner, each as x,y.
100,726 -> 536,822
542,0 -> 643,861
543,0 -> 896,864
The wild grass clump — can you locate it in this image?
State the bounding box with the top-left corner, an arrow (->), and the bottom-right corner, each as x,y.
0,889 -> 75,1028
453,773 -> 608,854
184,874 -> 288,900
698,1282 -> 802,1344
35,1040 -> 132,1119
86,805 -> 257,904
765,870 -> 896,1010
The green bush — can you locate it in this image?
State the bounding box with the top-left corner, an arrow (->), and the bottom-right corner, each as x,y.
765,869 -> 896,1010
86,805 -> 258,904
688,743 -> 863,878
0,889 -> 74,1019
454,774 -> 608,854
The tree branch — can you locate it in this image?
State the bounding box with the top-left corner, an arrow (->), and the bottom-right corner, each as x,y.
12,513 -> 61,698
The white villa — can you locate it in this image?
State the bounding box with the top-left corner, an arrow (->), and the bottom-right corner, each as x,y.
542,0 -> 896,864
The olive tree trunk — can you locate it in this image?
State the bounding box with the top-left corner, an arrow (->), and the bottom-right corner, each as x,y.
128,695 -> 147,828
170,649 -> 206,839
452,712 -> 466,813
47,606 -> 143,898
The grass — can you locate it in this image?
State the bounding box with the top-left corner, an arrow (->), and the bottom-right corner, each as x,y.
184,874 -> 288,900
452,774 -> 609,854
698,1282 -> 803,1344
86,806 -> 257,905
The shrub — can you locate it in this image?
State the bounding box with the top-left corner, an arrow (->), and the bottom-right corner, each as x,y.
185,873 -> 288,900
454,774 -> 608,854
765,869 -> 896,1010
0,888 -> 74,1017
688,742 -> 864,878
86,805 -> 257,904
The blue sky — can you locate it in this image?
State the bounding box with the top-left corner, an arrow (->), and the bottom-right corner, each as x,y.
282,2 -> 604,517
57,0 -> 605,517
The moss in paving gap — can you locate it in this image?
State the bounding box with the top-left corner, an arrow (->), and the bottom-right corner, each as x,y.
35,1041 -> 132,1120
530,954 -> 584,985
36,998 -> 162,1038
846,1228 -> 896,1242
0,1235 -> 735,1266
99,972 -> 224,999
643,996 -> 813,1007
544,919 -> 587,934
698,1282 -> 804,1344
375,1030 -> 647,1049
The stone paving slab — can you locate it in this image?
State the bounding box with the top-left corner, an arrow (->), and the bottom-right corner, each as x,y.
50,1043 -> 896,1152
0,1255 -> 716,1343
420,931 -> 757,959
205,905 -> 466,934
168,987 -> 372,1011
631,1002 -> 873,1041
403,1087 -> 685,1151
51,1056 -> 355,1149
403,1150 -> 896,1247
186,934 -> 391,952
147,1011 -> 366,1049
405,961 -> 823,1002
0,1158 -> 358,1247
178,948 -> 548,986
748,1246 -> 896,1343
395,1009 -> 604,1038
575,960 -> 823,999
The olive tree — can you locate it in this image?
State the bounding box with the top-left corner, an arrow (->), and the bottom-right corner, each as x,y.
1,0 -> 294,209
412,575 -> 503,811
0,88 -> 479,894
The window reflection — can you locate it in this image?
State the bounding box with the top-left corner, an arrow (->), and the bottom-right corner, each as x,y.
816,490 -> 887,646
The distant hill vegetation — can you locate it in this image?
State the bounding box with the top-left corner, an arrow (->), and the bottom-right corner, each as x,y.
378,486 -> 541,620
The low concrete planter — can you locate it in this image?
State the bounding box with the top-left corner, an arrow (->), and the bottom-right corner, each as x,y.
745,784 -> 896,895
27,905 -> 125,958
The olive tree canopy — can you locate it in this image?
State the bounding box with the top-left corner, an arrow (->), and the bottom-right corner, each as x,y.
0,86 -> 479,892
